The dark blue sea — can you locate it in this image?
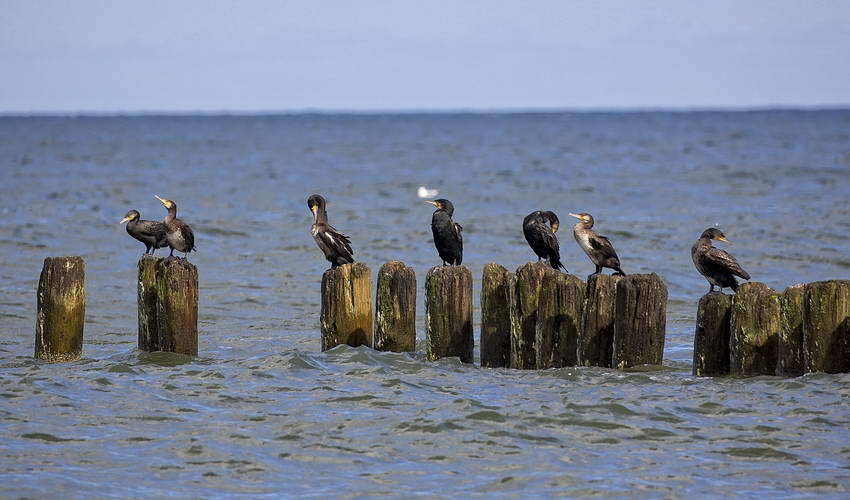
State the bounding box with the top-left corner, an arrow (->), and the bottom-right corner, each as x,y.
1,111 -> 849,498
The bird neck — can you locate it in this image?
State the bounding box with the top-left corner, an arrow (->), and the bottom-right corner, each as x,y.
697,236 -> 713,246
432,210 -> 452,223
314,208 -> 329,225
574,222 -> 592,232
126,218 -> 138,230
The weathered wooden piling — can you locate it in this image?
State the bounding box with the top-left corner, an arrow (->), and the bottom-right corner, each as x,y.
802,280 -> 850,374
510,261 -> 549,369
692,292 -> 733,377
536,271 -> 584,369
321,262 -> 373,351
154,257 -> 199,356
374,261 -> 416,353
730,282 -> 779,376
137,255 -> 162,352
35,256 -> 85,362
480,263 -> 512,368
777,284 -> 805,377
425,265 -> 473,363
578,274 -> 621,367
613,273 -> 668,369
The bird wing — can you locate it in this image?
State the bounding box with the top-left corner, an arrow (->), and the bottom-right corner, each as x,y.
137,220 -> 166,238
589,234 -> 619,260
704,247 -> 750,280
453,222 -> 463,246
324,224 -> 354,260
180,224 -> 196,252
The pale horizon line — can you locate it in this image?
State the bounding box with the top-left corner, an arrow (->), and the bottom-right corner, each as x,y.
2,104 -> 849,118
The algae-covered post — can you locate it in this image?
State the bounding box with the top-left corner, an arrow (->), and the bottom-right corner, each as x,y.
480,263 -> 512,368
321,262 -> 372,351
578,274 -> 621,367
613,273 -> 667,369
510,261 -> 548,369
154,257 -> 199,356
35,256 -> 85,362
374,261 -> 416,353
802,280 -> 850,374
692,292 -> 732,377
535,270 -> 584,369
425,265 -> 473,363
777,284 -> 805,377
138,255 -> 162,352
730,282 -> 779,376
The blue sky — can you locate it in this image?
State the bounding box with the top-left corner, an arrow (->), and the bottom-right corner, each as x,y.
2,0 -> 849,112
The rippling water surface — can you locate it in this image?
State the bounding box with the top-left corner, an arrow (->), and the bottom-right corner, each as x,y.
1,111 -> 849,497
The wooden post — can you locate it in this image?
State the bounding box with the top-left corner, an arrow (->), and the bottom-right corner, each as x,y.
425,266 -> 473,363
321,262 -> 372,351
692,292 -> 732,377
154,257 -> 199,356
613,273 -> 668,369
730,282 -> 779,376
510,261 -> 548,369
480,263 -> 512,368
777,284 -> 805,377
35,256 -> 85,362
536,271 -> 584,369
374,261 -> 416,353
802,280 -> 850,374
138,255 -> 162,352
578,274 -> 621,367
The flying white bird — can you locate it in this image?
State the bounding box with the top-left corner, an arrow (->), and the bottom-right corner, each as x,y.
417,186 -> 439,198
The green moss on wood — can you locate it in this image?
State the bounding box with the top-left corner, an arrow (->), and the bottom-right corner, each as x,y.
480,263 -> 512,368
35,256 -> 85,362
425,265 -> 473,363
374,261 -> 416,353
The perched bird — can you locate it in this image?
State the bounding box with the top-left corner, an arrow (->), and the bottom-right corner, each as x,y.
691,228 -> 751,293
522,210 -> 567,271
119,210 -> 168,255
307,194 -> 354,268
427,199 -> 463,266
568,212 -> 625,279
154,195 -> 196,259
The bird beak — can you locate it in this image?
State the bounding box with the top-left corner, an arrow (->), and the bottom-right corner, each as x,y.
310,204 -> 317,221
550,222 -> 559,233
426,200 -> 439,207
568,213 -> 581,219
717,236 -> 730,244
154,195 -> 167,206
119,216 -> 131,224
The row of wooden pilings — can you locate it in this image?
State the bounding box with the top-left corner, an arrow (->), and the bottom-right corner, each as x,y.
692,281 -> 850,377
33,255 -> 849,376
35,255 -> 197,362
320,260 -> 668,370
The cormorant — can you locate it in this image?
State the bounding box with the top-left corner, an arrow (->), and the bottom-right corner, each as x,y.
119,210 -> 168,255
307,194 -> 354,268
427,199 -> 463,266
692,228 -> 750,293
522,210 -> 567,271
568,212 -> 625,279
154,195 -> 196,259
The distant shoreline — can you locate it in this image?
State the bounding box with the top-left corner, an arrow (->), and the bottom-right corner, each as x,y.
2,106 -> 849,118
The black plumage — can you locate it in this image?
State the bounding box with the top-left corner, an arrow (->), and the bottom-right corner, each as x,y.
428,199 -> 463,266
120,210 -> 168,255
307,194 -> 354,268
568,212 -> 625,279
522,210 -> 567,271
692,228 -> 751,293
155,196 -> 196,259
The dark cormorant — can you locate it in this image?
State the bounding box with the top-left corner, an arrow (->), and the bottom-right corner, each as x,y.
307,194 -> 354,268
692,228 -> 750,293
120,210 -> 167,255
154,195 -> 196,259
568,212 -> 625,279
427,199 -> 463,266
522,210 -> 567,271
